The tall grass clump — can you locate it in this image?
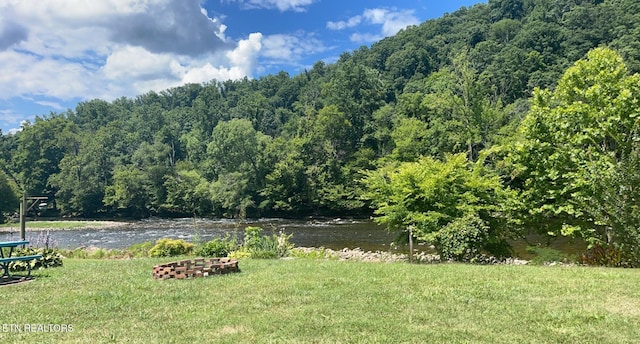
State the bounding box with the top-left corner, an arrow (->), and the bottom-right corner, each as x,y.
195,236 -> 238,257
237,226 -> 293,259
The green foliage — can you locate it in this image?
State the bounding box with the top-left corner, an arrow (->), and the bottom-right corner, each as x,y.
578,244 -> 636,268
433,213 -> 489,261
195,237 -> 238,257
162,167 -> 212,216
126,241 -> 155,258
0,170 -> 19,220
289,247 -> 337,259
582,145 -> 640,264
362,153 -> 513,259
148,238 -> 194,257
3,0 -> 640,224
506,48 -> 640,254
241,226 -> 294,259
103,165 -> 154,217
525,246 -> 574,266
9,247 -> 64,272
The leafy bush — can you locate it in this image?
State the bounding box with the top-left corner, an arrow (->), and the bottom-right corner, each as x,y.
228,250 -> 251,259
148,238 -> 194,257
126,241 -> 155,258
362,153 -> 513,261
433,214 -> 488,261
579,244 -> 636,267
526,246 -> 574,265
9,247 -> 64,272
290,247 -> 335,259
195,237 -> 238,257
241,226 -> 294,259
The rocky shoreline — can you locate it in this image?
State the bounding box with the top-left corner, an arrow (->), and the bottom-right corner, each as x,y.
292,247 -> 530,265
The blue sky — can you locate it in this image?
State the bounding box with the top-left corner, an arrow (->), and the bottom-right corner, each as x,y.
0,0 -> 485,134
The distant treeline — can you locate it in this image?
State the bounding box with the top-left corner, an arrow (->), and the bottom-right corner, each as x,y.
1,0 -> 639,221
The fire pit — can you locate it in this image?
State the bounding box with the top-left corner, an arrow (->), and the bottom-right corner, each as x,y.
152,258 -> 240,279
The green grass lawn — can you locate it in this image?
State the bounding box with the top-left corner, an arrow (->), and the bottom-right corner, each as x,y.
1,258 -> 640,343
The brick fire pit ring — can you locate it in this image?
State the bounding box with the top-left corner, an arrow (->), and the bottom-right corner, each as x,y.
153,258 -> 240,279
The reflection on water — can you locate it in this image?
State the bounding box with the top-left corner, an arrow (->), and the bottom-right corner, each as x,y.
0,218 -> 397,252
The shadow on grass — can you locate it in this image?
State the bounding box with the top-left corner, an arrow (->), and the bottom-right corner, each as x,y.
0,275 -> 38,287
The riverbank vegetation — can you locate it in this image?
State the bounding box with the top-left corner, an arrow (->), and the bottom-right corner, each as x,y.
2,0 -> 640,265
0,220 -> 127,231
2,258 -> 640,343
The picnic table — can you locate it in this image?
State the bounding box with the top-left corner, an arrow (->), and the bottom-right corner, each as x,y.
0,241 -> 42,279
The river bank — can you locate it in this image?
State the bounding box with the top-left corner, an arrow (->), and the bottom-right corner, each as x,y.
0,220 -> 131,233
293,247 -> 531,265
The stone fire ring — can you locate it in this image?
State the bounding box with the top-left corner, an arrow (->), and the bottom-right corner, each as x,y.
153,258 -> 240,280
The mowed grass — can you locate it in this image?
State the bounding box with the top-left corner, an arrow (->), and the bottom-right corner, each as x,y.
1,258 -> 640,344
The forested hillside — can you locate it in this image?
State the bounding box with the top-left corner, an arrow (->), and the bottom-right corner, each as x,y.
1,0 -> 639,231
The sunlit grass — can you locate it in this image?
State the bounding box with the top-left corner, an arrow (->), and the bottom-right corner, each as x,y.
1,258 -> 639,343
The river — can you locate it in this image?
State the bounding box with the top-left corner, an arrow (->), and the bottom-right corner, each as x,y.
1,217 -> 398,252
1,217 -> 586,258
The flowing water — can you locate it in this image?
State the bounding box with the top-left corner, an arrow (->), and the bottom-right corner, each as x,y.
1,217 -> 586,258
1,218 -> 397,252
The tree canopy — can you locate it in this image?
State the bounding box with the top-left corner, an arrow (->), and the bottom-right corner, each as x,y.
1,0 -> 640,261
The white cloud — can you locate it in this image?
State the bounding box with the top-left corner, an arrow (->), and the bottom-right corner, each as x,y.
0,109 -> 26,135
326,16 -> 362,31
182,32 -> 263,84
0,50 -> 92,99
34,100 -> 66,110
261,32 -> 328,61
350,33 -> 383,44
327,7 -> 420,43
229,0 -> 317,12
363,8 -> 419,37
227,33 -> 263,74
0,0 -> 266,108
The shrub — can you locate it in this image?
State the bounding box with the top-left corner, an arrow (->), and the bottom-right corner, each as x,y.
433,214 -> 488,261
148,238 -> 194,257
242,226 -> 294,259
195,237 -> 238,257
228,250 -> 251,259
126,241 -> 155,258
9,247 -> 64,272
579,243 -> 636,267
526,246 -> 574,265
290,247 -> 337,259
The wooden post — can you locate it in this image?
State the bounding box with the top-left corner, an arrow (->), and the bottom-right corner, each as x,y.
19,195 -> 47,242
20,193 -> 26,241
408,226 -> 414,264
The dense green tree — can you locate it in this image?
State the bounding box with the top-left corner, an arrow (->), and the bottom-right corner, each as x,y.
322,60 -> 386,153
2,0 -> 640,224
0,170 -> 19,221
205,119 -> 270,216
163,165 -> 212,216
10,115 -> 76,197
362,153 -> 512,259
389,117 -> 430,162
206,118 -> 268,178
260,138 -> 310,213
103,166 -> 154,218
506,48 -> 640,247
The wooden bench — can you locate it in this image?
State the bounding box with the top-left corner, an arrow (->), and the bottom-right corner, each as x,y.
0,241 -> 42,279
